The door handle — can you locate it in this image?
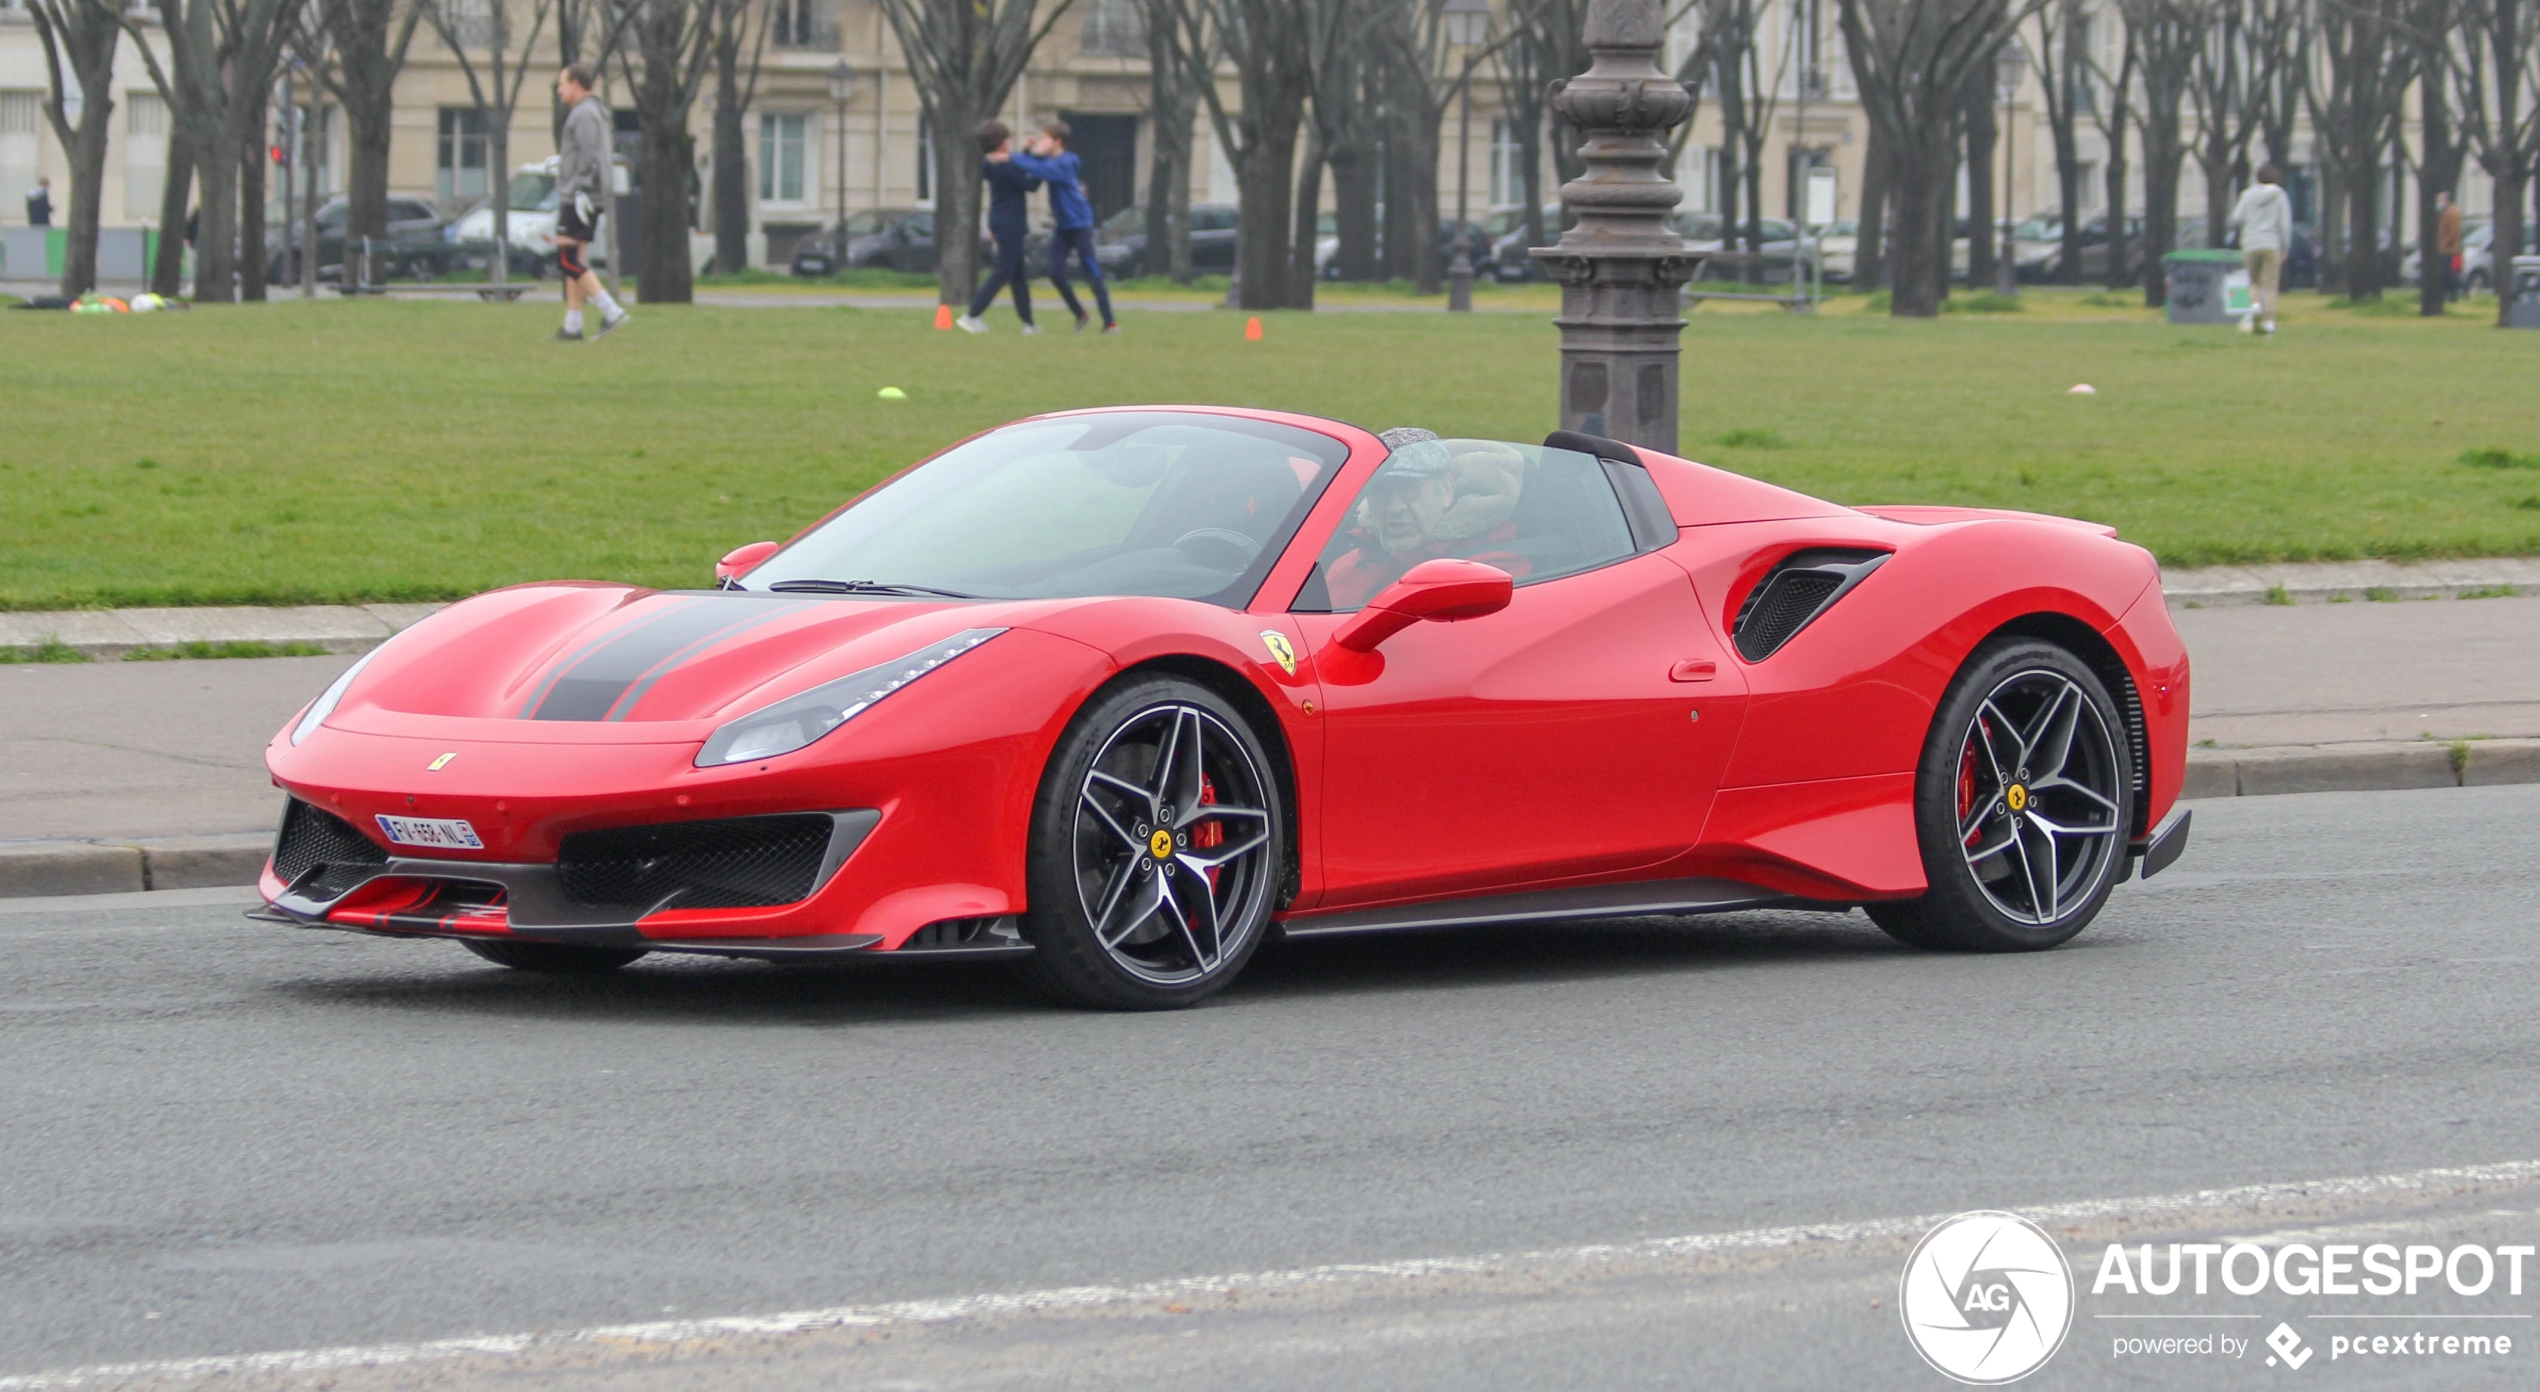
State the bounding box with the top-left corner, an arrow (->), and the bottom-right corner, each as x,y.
1669,659 -> 1718,683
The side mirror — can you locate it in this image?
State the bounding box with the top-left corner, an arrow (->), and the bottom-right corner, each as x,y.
1332,558 -> 1514,653
716,540 -> 781,583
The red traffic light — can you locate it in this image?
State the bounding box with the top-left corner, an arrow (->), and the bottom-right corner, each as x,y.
270,145 -> 286,165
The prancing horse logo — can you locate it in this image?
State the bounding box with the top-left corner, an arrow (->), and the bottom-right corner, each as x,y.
1258,630 -> 1298,677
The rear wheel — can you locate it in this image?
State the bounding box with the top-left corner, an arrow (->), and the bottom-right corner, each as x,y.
461,938 -> 648,973
1868,639 -> 2134,952
1018,677 -> 1284,1010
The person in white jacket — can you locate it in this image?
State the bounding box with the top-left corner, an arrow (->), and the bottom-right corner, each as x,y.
2229,165 -> 2293,334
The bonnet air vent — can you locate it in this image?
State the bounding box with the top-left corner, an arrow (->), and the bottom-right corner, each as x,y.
1732,548 -> 1889,661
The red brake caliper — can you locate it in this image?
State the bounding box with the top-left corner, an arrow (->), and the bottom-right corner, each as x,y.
1958,727 -> 1983,848
1194,775 -> 1225,888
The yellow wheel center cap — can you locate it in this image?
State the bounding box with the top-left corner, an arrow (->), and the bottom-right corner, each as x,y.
2006,784 -> 2029,813
1149,829 -> 1176,860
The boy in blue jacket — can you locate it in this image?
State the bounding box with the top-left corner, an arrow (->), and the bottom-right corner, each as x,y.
957,120 -> 1040,333
1010,120 -> 1118,333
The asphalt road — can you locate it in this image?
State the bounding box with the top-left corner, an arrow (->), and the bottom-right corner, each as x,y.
4,786 -> 2538,1390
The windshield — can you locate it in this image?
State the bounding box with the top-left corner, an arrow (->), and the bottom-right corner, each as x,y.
508,172 -> 558,212
845,209 -> 893,236
742,412 -> 1351,606
2013,217 -> 2057,241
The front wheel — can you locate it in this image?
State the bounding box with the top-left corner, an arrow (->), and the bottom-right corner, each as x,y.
1017,677 -> 1285,1010
461,938 -> 648,973
1868,639 -> 2134,952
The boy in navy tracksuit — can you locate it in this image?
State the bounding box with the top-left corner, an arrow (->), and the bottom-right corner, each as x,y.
1010,120 -> 1118,332
957,120 -> 1040,333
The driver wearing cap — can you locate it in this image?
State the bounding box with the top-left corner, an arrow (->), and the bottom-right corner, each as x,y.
1325,429 -> 1531,610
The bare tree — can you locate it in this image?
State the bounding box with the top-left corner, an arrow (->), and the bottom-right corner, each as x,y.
1501,0 -> 1594,277
610,0 -> 717,303
1290,0 -> 1392,306
705,0 -> 767,276
317,0 -> 428,251
1174,0 -> 1314,306
2123,0 -> 2200,305
2453,0 -> 2540,323
24,0 -> 118,298
2408,0 -> 2470,314
1838,0 -> 2032,315
1963,45 -> 1997,283
2022,0 -> 2087,281
2308,0 -> 2413,296
432,0 -> 557,289
878,0 -> 1078,308
126,0 -> 294,303
2083,7 -> 2138,287
1139,0 -> 1206,282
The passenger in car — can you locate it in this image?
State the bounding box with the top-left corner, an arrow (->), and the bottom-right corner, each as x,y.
1325,429 -> 1533,609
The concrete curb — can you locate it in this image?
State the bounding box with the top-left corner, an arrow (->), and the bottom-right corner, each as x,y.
0,834 -> 270,899
6,739 -> 2537,900
5,560 -> 2534,660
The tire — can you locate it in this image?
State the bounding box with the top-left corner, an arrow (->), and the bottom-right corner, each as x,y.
461,938 -> 648,973
1016,676 -> 1285,1010
1868,639 -> 2135,952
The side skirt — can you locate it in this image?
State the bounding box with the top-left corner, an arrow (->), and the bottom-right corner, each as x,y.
1277,877 -> 1795,939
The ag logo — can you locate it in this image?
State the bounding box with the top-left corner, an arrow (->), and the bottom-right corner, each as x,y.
1258,630 -> 1298,677
1899,1211 -> 2074,1384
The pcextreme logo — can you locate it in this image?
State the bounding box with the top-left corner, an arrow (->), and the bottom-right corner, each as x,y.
1900,1211 -> 2076,1384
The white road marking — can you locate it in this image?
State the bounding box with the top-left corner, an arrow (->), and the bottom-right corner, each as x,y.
8,1157 -> 2538,1389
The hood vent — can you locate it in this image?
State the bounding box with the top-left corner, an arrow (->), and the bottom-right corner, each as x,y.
1732,549 -> 1889,661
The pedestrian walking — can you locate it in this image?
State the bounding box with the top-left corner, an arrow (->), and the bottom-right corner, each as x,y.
552,64 -> 629,343
2437,192 -> 2464,301
955,120 -> 1040,334
1010,121 -> 1117,333
2230,165 -> 2292,335
25,177 -> 52,227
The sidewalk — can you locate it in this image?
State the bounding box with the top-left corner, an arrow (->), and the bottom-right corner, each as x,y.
4,565 -> 2537,895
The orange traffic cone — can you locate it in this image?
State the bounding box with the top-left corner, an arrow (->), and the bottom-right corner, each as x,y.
935,304 -> 954,330
1244,316 -> 1263,341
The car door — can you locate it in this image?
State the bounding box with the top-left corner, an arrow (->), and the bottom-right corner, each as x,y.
1289,439 -> 1747,909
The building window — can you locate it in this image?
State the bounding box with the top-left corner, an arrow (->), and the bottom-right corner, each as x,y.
914,114 -> 935,204
125,91 -> 168,220
760,112 -> 807,203
1489,118 -> 1524,208
773,0 -> 828,49
1080,0 -> 1145,56
436,108 -> 489,206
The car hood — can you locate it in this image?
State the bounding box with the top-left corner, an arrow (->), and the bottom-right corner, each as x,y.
329,583 -> 1054,734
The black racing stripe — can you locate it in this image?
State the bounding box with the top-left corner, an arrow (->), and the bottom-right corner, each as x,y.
530,600 -> 787,722
602,602 -> 808,721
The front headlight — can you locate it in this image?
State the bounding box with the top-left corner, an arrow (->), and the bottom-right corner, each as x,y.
695,628 -> 1006,768
290,644 -> 384,745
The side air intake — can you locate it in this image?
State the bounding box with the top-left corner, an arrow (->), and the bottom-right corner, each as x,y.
1732,549 -> 1889,661
272,799 -> 389,901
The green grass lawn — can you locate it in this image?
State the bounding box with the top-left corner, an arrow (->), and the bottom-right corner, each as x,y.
3,290 -> 2537,609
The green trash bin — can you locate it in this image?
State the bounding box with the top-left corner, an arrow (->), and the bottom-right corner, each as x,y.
2163,249 -> 2251,324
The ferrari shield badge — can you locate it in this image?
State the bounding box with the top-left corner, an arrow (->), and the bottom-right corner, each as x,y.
1258,630 -> 1298,676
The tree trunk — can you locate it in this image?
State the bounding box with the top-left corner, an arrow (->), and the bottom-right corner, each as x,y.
1887,136 -> 1950,315
2052,109 -> 2081,282
1856,121 -> 1889,289
58,99 -> 113,298
2103,138 -> 2130,290
238,88 -> 267,301
1236,124 -> 1298,308
1331,140 -> 1378,280
1166,144 -> 1194,283
640,122 -> 695,303
194,136 -> 239,303
2417,79 -> 2459,317
1402,114 -> 1441,296
931,97 -> 983,308
2202,133 -> 2235,247
1963,63 -> 1996,286
153,139 -> 192,296
2343,158 -> 2379,298
488,118 -> 510,288
712,77 -> 748,275
2496,172 -> 2528,327
342,90 -> 393,241
1380,119 -> 1417,279
1289,133 -> 1323,308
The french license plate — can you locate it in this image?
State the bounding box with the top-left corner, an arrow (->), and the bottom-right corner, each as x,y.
374,815 -> 484,851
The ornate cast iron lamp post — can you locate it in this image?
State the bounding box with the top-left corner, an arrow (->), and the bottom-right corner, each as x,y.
1530,0 -> 1695,450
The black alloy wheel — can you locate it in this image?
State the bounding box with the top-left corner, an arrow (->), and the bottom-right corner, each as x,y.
1870,639 -> 2134,952
460,938 -> 648,973
1020,677 -> 1284,1010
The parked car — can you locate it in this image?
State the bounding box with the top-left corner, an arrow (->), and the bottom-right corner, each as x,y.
1675,213 -> 1815,282
1814,219 -> 1858,282
1095,203 -> 1240,277
265,195 -> 501,284
448,158 -> 633,275
1486,205 -> 1568,282
789,208 -> 931,275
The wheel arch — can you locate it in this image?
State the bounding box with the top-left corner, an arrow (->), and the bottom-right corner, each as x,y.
1106,654 -> 1305,908
1978,612 -> 2152,841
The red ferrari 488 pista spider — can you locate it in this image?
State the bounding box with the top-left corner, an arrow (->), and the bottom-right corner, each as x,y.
257,407 -> 2190,1008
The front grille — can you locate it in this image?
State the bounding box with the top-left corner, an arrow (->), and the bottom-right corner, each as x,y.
272,799 -> 388,899
557,813 -> 834,911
